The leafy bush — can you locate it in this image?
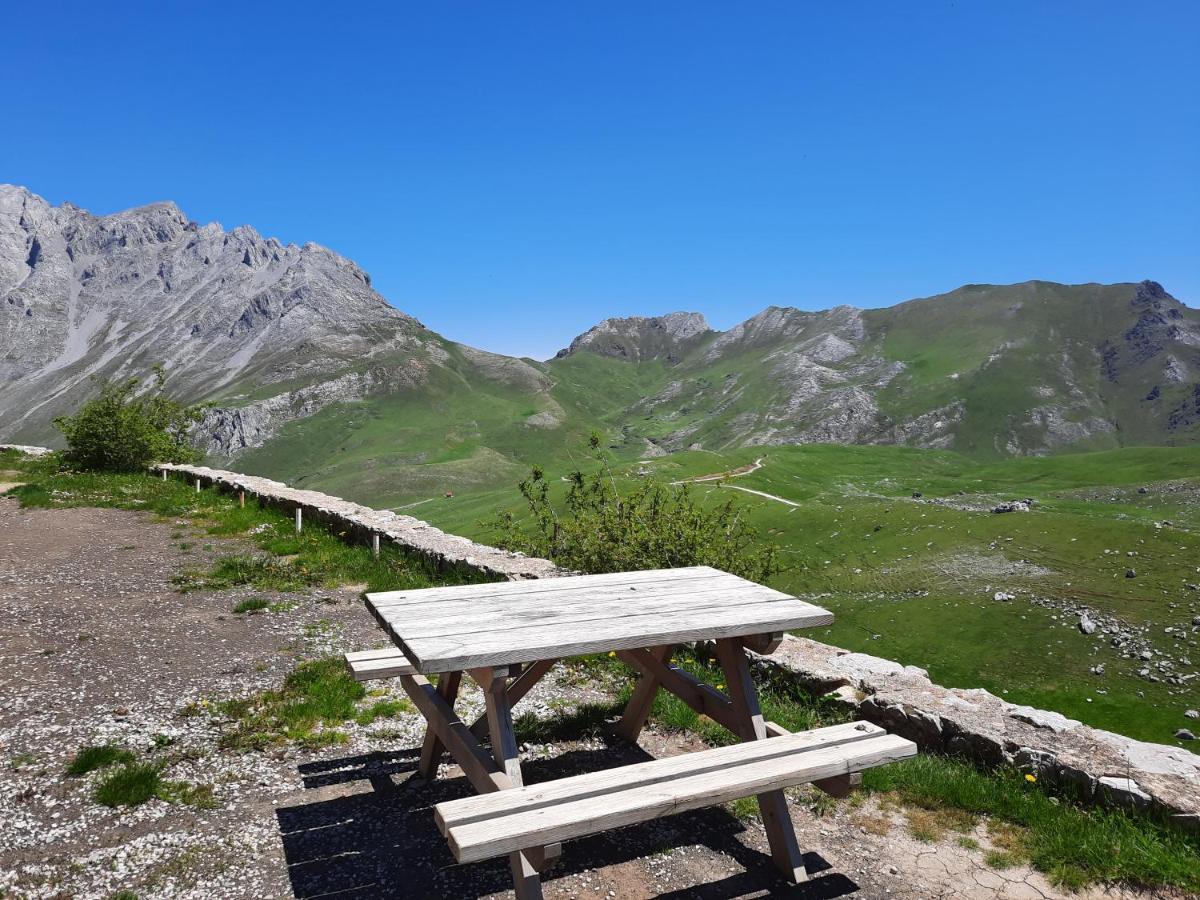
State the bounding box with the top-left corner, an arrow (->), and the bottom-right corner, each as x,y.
490,435 -> 779,581
53,366 -> 202,472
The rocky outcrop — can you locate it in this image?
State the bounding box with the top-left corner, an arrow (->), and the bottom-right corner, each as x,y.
0,184 -> 442,444
555,312 -> 711,362
754,636 -> 1200,825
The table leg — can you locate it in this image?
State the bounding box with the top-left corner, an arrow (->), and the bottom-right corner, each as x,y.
418,670 -> 462,780
472,666 -> 550,900
715,638 -> 808,884
615,644 -> 672,742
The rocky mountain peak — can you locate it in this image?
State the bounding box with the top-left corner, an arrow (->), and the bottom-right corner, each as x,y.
0,185 -> 426,442
555,311 -> 710,362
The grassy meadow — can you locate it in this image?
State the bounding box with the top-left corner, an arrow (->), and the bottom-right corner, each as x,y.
421,443 -> 1200,749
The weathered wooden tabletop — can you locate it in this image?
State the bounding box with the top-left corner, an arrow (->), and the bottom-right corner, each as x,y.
366,565 -> 833,673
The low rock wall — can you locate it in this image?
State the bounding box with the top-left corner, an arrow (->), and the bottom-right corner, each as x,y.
5,448 -> 1196,823
153,463 -> 567,581
749,636 -> 1199,826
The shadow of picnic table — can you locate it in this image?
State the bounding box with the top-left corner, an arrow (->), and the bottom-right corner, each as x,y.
275,741 -> 860,899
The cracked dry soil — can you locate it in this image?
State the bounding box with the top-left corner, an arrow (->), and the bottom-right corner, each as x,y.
0,498 -> 1166,899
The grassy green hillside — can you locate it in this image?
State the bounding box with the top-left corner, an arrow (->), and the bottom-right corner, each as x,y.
420,444 -> 1200,749
216,280 -> 1199,511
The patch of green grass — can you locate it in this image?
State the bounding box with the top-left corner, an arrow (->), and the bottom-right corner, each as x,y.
4,458 -> 489,595
232,596 -> 271,614
156,780 -> 219,809
94,762 -> 163,807
427,443 -> 1200,749
864,755 -> 1200,891
216,657 -> 399,751
66,744 -> 136,776
725,795 -> 759,820
355,698 -> 412,725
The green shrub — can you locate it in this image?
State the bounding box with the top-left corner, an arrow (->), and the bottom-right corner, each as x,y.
489,435 -> 779,581
53,366 -> 202,472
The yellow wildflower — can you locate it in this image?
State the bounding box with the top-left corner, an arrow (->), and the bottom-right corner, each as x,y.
1024,773 -> 1037,783
607,651 -> 616,658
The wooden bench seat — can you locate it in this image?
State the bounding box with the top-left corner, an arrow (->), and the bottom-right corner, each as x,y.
344,647 -> 415,681
434,720 -> 916,865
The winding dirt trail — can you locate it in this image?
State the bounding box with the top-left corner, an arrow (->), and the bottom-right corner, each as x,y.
671,457 -> 765,485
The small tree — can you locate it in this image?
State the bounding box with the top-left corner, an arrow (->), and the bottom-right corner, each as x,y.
490,435 -> 779,581
53,367 -> 202,472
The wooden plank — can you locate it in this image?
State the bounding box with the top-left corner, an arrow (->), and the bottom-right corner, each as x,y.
346,647 -> 410,662
369,573 -> 788,616
435,721 -> 886,833
614,646 -> 672,742
390,600 -> 833,673
765,721 -> 862,797
417,670 -> 462,780
398,672 -> 511,794
445,734 -> 916,864
374,584 -> 796,639
344,648 -> 415,681
368,566 -> 722,606
716,637 -> 807,883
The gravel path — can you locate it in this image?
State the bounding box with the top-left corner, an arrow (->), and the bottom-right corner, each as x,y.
0,498 -> 1162,899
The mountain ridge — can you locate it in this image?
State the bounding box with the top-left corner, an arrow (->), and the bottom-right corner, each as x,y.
2,185 -> 1198,507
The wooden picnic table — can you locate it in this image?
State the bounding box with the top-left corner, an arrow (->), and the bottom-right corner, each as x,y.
364,565 -> 840,898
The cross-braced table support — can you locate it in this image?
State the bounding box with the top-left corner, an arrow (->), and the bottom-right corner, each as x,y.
398,664 -> 562,899
398,633 -> 808,898
616,634 -> 808,883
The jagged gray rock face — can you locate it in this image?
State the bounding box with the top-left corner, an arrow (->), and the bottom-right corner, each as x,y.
554,311 -> 710,362
0,185 -> 438,444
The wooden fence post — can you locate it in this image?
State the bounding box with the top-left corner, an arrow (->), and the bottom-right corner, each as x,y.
239,490 -> 245,508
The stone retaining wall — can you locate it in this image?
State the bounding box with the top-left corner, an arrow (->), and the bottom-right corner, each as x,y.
5,448 -> 1197,823
750,636 -> 1199,826
153,463 -> 567,581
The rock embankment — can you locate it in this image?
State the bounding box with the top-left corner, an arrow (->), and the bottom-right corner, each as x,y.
153,462 -> 567,581
754,636 -> 1200,826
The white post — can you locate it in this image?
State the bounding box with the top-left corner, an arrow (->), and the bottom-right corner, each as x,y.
295,507 -> 302,534
239,490 -> 245,508
195,479 -> 201,494
161,470 -> 167,481
372,533 -> 380,559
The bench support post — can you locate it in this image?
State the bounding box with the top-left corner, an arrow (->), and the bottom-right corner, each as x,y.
418,671 -> 462,779
715,638 -> 809,884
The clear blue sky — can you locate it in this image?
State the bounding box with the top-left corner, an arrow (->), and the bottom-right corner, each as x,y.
5,2 -> 1197,359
